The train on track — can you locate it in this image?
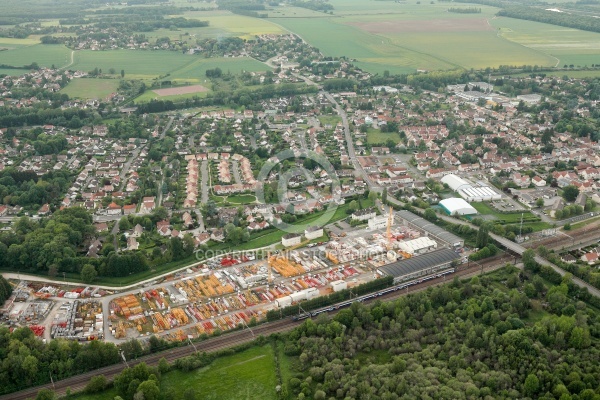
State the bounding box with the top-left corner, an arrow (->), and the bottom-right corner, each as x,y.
292,267 -> 455,321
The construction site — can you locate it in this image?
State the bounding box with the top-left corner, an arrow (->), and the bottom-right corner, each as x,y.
107,208 -> 463,342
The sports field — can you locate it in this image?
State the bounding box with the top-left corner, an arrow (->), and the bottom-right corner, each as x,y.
60,78 -> 121,100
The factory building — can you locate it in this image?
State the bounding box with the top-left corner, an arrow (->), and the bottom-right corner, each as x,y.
377,248 -> 459,283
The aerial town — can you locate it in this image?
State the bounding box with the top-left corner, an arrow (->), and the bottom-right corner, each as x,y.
2,0 -> 600,398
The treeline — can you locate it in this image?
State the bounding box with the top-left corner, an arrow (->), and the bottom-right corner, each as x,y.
266,276 -> 393,321
280,266 -> 600,399
0,326 -> 121,395
0,275 -> 12,304
447,7 -> 481,13
407,69 -> 469,91
322,78 -> 358,91
92,16 -> 209,32
135,84 -> 319,114
0,62 -> 39,70
290,0 -> 334,12
498,6 -> 600,33
217,0 -> 268,17
0,106 -> 97,129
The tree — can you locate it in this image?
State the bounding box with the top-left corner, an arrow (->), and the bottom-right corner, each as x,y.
121,69 -> 125,78
137,380 -> 160,400
81,264 -> 97,284
382,187 -> 388,204
476,225 -> 489,249
562,185 -> 579,202
35,389 -> 56,400
119,217 -> 132,231
524,374 -> 539,397
424,207 -> 437,222
536,198 -> 544,208
368,191 -> 378,203
348,200 -> 359,214
85,375 -> 107,393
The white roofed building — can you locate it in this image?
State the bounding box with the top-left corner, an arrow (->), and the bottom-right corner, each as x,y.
439,198 -> 477,216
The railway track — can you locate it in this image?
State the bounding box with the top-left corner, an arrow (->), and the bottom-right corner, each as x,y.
1,255 -> 518,400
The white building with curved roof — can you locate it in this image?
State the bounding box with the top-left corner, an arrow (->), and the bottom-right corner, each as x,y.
439,198 -> 477,216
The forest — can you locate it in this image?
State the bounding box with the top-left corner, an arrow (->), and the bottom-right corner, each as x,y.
278,264 -> 600,400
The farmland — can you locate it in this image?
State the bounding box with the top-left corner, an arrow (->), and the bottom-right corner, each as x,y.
0,44 -> 71,68
60,78 -> 121,100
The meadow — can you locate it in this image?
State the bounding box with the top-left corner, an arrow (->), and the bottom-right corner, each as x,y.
73,345 -> 279,400
60,78 -> 121,100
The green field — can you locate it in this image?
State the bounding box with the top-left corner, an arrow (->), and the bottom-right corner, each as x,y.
0,44 -> 71,68
0,68 -> 29,76
69,50 -> 194,79
366,128 -> 401,145
226,194 -> 257,204
493,17 -> 600,68
60,78 -> 121,100
161,345 -> 278,400
74,345 -> 278,400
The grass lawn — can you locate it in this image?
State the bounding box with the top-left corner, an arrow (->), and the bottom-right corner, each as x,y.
318,115 -> 342,127
60,78 -> 121,100
226,194 -> 257,204
470,202 -> 551,232
366,128 -> 401,145
161,345 -> 278,400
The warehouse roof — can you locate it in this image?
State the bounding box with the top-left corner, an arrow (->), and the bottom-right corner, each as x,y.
396,210 -> 464,246
378,248 -> 458,279
439,198 -> 477,215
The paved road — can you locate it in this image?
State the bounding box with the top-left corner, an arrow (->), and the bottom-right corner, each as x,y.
200,160 -> 209,204
322,91 -> 378,190
231,160 -> 242,185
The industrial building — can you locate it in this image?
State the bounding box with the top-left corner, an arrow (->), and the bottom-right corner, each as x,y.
282,233 -> 302,247
441,174 -> 501,202
439,198 -> 477,216
396,210 -> 464,247
305,226 -> 324,240
369,214 -> 390,230
377,248 -> 459,283
397,237 -> 438,255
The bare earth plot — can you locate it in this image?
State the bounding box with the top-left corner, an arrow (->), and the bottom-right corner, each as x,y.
152,85 -> 209,96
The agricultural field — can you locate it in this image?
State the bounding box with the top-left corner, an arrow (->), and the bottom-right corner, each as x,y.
268,0 -> 598,73
60,78 -> 121,100
68,50 -> 194,80
491,17 -> 600,68
0,68 -> 29,76
0,44 -> 71,68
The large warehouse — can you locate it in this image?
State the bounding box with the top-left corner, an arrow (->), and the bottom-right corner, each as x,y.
396,210 -> 464,247
439,198 -> 477,216
398,237 -> 438,255
377,248 -> 459,283
441,174 -> 501,202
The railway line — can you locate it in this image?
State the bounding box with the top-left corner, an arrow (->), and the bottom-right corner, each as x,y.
2,254 -> 516,400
